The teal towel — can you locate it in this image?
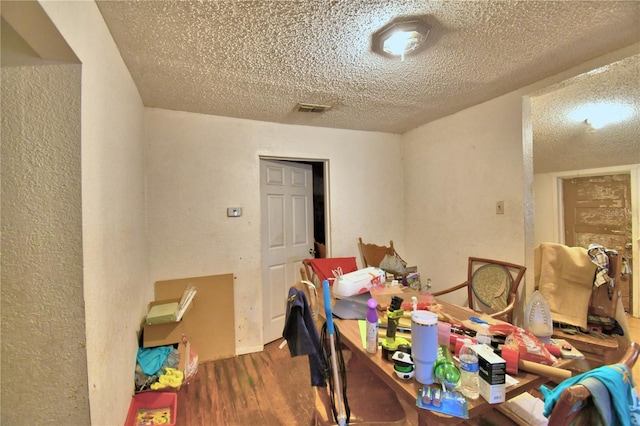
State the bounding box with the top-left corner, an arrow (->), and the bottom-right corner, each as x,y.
541,363 -> 634,426
137,346 -> 174,376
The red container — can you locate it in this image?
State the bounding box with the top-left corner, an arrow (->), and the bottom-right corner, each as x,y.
124,392 -> 177,426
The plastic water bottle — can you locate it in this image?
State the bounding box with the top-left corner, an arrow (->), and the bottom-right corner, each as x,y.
366,298 -> 379,354
459,338 -> 480,399
476,323 -> 491,346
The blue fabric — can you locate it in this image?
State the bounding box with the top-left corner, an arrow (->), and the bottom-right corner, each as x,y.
137,346 -> 174,376
282,287 -> 327,387
581,377 -> 611,426
541,363 -> 634,426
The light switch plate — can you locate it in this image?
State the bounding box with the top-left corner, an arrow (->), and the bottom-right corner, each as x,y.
227,207 -> 242,217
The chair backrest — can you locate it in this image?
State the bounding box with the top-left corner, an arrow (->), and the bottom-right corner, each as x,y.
467,257 -> 526,323
547,341 -> 639,426
358,237 -> 394,268
314,241 -> 327,258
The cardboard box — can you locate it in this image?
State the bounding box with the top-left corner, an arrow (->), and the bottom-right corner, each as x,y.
479,379 -> 505,404
146,301 -> 179,325
143,298 -> 184,348
472,344 -> 506,404
154,274 -> 236,363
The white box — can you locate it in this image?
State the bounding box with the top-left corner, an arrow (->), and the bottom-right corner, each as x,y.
479,379 -> 505,404
472,344 -> 506,404
332,267 -> 386,298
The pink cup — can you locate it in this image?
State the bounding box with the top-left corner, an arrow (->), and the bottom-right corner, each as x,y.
437,321 -> 451,347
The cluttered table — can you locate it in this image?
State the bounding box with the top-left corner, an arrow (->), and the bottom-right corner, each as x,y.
318,284 -> 573,426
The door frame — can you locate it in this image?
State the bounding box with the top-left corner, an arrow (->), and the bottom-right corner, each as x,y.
547,164 -> 639,317
259,155 -> 331,343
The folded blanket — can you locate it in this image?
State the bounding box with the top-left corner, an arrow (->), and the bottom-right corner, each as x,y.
534,243 -> 597,329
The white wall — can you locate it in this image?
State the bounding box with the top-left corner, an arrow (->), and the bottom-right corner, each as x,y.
2,58 -> 89,424
145,108 -> 403,353
402,92 -> 527,318
533,173 -> 560,244
36,2 -> 148,425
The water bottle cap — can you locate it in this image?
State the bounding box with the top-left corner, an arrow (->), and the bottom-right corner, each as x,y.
367,298 -> 377,309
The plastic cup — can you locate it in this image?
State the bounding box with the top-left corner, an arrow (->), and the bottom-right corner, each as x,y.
437,321 -> 451,347
411,310 -> 438,384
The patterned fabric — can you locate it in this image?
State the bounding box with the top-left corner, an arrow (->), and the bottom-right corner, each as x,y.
588,243 -> 612,288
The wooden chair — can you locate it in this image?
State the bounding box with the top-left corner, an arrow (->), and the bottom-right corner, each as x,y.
314,240 -> 327,258
357,237 -> 395,268
547,341 -> 639,426
314,346 -> 406,425
431,257 -> 526,324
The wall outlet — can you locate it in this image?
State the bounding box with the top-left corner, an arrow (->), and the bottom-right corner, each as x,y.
496,201 -> 505,215
227,207 -> 242,217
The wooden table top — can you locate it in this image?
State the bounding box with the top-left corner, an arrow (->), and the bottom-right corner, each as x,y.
318,286 -> 564,426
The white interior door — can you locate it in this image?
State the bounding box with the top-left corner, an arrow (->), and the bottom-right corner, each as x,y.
261,159 -> 314,343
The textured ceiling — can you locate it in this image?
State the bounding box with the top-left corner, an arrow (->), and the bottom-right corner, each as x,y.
95,0 -> 640,172
531,54 -> 639,173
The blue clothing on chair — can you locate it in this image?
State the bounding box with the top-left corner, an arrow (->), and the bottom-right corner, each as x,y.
541,363 -> 634,426
282,287 -> 327,387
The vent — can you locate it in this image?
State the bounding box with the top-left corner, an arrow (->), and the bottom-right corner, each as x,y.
296,103 -> 332,113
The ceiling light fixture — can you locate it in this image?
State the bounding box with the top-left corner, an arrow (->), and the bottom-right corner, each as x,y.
569,102 -> 633,130
374,18 -> 430,61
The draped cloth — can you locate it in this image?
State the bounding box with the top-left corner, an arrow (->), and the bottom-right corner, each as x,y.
282,287 -> 327,387
541,364 -> 635,426
534,243 -> 597,329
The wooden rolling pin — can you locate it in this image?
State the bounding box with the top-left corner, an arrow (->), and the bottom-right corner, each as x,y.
518,359 -> 572,382
502,347 -> 572,383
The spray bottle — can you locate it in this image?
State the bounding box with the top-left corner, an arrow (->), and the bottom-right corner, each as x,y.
366,298 -> 379,354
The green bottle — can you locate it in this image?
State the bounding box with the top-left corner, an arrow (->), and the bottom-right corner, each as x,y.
432,344 -> 460,390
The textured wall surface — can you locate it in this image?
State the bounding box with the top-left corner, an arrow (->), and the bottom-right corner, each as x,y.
39,2 -> 150,425
1,63 -> 89,423
145,108 -> 403,353
402,90 -> 527,320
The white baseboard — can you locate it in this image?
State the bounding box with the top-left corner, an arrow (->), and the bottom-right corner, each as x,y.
235,344 -> 263,356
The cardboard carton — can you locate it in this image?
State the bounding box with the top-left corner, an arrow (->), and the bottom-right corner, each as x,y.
472,344 -> 506,404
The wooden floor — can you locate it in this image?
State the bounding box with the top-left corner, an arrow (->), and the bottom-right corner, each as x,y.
177,314 -> 640,425
176,338 -> 315,425
176,339 -> 516,425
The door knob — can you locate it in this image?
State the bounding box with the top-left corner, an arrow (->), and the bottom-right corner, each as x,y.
309,248 -> 316,255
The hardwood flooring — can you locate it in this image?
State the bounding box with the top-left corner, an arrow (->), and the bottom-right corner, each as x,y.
177,314 -> 640,425
176,339 -> 315,425
176,338 -> 513,426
